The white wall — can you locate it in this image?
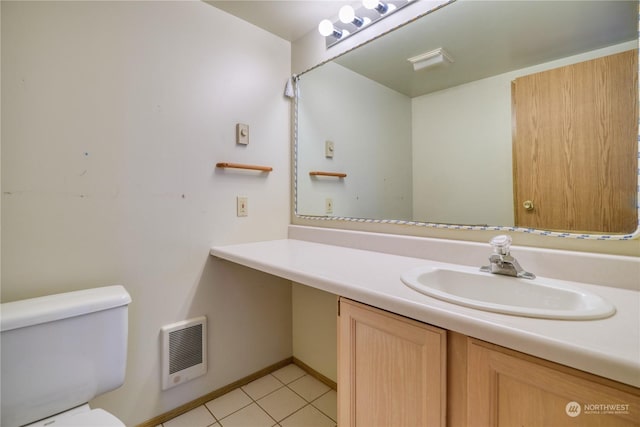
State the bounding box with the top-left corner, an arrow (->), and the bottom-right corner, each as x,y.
1,2 -> 292,425
296,62 -> 412,219
411,40 -> 636,226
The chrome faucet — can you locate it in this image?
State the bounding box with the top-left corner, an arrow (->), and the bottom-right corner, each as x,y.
480,235 -> 535,279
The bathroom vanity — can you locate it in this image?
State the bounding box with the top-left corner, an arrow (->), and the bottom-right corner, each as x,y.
337,298 -> 639,427
211,226 -> 640,426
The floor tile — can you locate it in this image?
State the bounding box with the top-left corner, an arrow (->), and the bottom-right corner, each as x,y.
288,375 -> 331,402
161,365 -> 337,427
205,388 -> 252,420
257,386 -> 306,422
312,390 -> 337,422
163,405 -> 216,427
218,403 -> 275,427
271,364 -> 306,385
241,374 -> 283,400
280,404 -> 336,427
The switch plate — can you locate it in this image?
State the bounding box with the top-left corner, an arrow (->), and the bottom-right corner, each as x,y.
237,196 -> 248,217
325,198 -> 333,214
325,140 -> 334,158
236,123 -> 249,145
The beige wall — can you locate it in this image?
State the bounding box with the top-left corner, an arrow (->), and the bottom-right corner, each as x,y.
297,62 -> 412,219
292,283 -> 337,382
1,1 -> 292,425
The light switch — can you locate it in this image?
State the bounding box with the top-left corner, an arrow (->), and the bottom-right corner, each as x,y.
236,123 -> 249,145
325,140 -> 334,158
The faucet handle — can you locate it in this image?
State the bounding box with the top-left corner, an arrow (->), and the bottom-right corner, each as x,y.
489,235 -> 512,255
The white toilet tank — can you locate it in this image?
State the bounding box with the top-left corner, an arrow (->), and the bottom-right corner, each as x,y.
1,285 -> 132,427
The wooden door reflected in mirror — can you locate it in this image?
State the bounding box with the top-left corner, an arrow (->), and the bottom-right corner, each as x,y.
512,49 -> 638,234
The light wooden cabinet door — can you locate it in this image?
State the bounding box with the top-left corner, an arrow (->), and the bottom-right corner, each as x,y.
466,338 -> 640,427
338,298 -> 446,427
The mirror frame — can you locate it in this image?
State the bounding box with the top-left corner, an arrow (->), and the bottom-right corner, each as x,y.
293,2 -> 640,241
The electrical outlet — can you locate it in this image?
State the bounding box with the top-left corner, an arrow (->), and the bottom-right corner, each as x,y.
325,198 -> 333,214
237,197 -> 248,217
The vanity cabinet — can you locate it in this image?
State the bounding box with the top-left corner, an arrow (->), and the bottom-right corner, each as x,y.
337,298 -> 447,427
338,299 -> 640,427
461,336 -> 640,427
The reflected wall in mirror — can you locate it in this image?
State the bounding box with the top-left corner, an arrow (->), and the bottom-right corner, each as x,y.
295,0 -> 639,238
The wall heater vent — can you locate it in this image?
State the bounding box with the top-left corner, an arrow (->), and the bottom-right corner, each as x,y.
161,316 -> 207,390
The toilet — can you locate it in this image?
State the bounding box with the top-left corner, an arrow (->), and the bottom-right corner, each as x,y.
1,285 -> 132,427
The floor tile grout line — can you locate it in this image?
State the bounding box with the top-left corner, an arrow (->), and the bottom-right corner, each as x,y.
202,400 -> 220,425
262,381 -> 336,424
244,381 -> 286,403
240,378 -> 281,427
250,377 -> 316,424
282,379 -> 334,416
277,402 -> 313,425
253,396 -> 287,426
249,382 -> 287,427
278,401 -> 336,427
273,372 -> 306,386
205,387 -> 258,426
255,379 -> 308,424
308,389 -> 337,422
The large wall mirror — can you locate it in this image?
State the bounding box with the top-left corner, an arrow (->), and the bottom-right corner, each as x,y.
295,0 -> 639,239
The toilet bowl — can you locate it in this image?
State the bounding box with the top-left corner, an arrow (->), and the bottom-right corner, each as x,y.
1,285 -> 131,427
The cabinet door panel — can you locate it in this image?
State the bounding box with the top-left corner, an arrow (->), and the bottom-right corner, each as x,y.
467,339 -> 640,427
338,298 -> 446,427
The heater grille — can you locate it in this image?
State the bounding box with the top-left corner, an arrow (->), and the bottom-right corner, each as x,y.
161,316 -> 207,390
169,324 -> 203,374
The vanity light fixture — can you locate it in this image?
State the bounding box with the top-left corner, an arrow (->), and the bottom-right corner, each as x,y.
318,0 -> 419,48
407,47 -> 454,71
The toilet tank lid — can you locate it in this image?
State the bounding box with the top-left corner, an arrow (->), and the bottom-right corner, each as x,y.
1,285 -> 131,332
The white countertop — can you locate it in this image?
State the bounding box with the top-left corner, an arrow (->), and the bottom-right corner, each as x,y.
210,238 -> 640,388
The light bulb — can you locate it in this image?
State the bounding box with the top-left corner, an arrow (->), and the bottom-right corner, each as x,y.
363,0 -> 378,9
339,5 -> 355,23
318,19 -> 335,37
363,0 -> 389,13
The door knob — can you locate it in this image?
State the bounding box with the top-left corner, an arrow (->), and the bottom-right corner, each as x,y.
523,200 -> 534,211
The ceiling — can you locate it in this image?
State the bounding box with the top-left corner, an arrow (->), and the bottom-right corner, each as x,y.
207,1 -> 347,42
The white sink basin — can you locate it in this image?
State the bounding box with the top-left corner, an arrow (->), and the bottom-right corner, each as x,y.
400,265 -> 616,320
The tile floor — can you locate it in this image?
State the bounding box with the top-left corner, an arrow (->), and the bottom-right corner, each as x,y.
160,364 -> 337,427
